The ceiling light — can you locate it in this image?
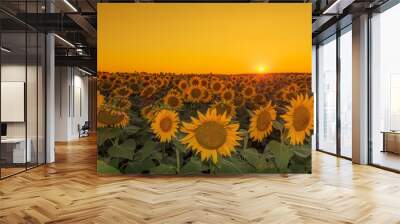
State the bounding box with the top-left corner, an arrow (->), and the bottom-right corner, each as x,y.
63,0 -> 78,12
1,47 -> 11,53
78,67 -> 93,76
54,34 -> 75,48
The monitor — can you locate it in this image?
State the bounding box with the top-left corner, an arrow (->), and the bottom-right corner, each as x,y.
1,123 -> 7,137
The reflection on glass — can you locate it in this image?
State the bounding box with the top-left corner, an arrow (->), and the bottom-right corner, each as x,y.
318,37 -> 337,154
1,32 -> 27,177
340,29 -> 352,158
371,3 -> 400,171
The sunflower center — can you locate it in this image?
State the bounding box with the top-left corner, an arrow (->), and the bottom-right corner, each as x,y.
223,92 -> 233,100
195,121 -> 227,150
167,96 -> 179,107
293,106 -> 311,131
160,117 -> 173,132
245,87 -> 253,95
191,88 -> 202,98
213,83 -> 221,91
256,110 -> 272,131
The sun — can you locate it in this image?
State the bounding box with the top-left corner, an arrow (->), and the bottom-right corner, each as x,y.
257,65 -> 266,73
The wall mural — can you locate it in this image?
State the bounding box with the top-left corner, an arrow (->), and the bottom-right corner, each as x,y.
97,4 -> 313,175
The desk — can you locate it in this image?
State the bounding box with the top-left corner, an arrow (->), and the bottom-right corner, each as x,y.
382,131 -> 400,154
1,138 -> 31,163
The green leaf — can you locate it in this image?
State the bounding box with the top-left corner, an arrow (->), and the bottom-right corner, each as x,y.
269,143 -> 294,173
218,158 -> 243,174
108,139 -> 136,160
292,146 -> 311,158
272,121 -> 284,131
97,160 -> 121,174
150,164 -> 176,175
125,159 -> 156,173
264,140 -> 282,154
241,148 -> 268,172
124,125 -> 141,135
181,158 -> 203,174
97,128 -> 123,146
134,140 -> 157,161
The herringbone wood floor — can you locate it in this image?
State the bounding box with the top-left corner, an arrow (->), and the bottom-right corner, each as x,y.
1,135 -> 400,224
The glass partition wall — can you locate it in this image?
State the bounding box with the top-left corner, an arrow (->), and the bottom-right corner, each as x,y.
316,26 -> 352,159
370,3 -> 400,171
0,4 -> 46,179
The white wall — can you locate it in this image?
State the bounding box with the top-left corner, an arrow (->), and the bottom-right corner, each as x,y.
55,67 -> 89,141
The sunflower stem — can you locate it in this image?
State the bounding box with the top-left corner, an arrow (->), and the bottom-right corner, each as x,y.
175,147 -> 180,174
162,143 -> 166,159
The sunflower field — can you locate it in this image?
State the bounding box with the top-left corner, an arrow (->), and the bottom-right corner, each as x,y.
97,72 -> 313,175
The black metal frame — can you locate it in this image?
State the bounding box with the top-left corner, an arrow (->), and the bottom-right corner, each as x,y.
0,0 -> 48,180
315,23 -> 353,161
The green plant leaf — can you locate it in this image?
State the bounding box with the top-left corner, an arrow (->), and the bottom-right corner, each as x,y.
241,148 -> 268,172
181,157 -> 203,174
108,139 -> 136,160
97,128 -> 123,146
264,140 -> 282,154
124,125 -> 141,135
218,158 -> 243,174
125,159 -> 156,173
150,164 -> 176,175
97,160 -> 121,174
269,143 -> 294,173
134,140 -> 157,161
292,146 -> 311,158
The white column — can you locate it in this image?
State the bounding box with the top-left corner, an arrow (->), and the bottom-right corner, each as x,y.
46,32 -> 55,163
352,14 -> 369,164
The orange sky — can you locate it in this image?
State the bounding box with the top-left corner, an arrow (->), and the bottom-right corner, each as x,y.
98,3 -> 311,74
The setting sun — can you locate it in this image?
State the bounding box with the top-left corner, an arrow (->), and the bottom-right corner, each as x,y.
257,66 -> 266,73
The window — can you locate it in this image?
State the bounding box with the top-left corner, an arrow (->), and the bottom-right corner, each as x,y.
339,28 -> 352,158
317,36 -> 337,154
371,3 -> 400,171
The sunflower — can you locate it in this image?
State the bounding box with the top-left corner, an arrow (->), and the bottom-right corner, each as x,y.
109,97 -> 132,111
140,85 -> 156,98
248,102 -> 277,142
253,94 -> 266,106
98,107 -> 129,128
233,94 -> 245,108
141,105 -> 157,122
282,94 -> 314,145
190,76 -> 201,86
163,92 -> 183,110
151,109 -> 180,142
178,80 -> 189,91
180,108 -> 242,164
200,78 -> 209,88
111,86 -> 133,98
221,89 -> 235,102
186,86 -> 203,103
242,86 -> 256,99
210,80 -> 224,95
211,101 -> 236,118
201,88 -> 213,103
98,80 -> 113,94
